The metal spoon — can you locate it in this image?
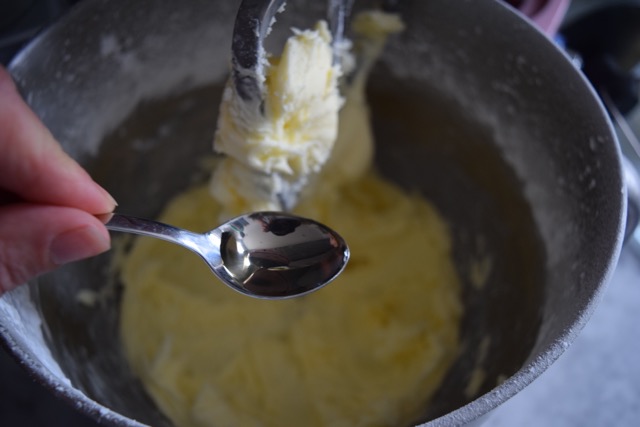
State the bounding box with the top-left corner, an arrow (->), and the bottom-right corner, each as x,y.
103,212 -> 349,299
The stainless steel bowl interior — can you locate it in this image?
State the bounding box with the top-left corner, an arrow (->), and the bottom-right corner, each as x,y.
0,0 -> 625,426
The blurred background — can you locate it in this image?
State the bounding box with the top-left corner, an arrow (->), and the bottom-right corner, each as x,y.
1,0 -> 639,426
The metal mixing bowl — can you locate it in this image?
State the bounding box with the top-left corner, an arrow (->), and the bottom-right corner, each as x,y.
0,0 -> 629,425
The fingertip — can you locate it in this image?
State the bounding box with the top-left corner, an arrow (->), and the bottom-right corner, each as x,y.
50,222 -> 111,266
67,170 -> 118,214
97,184 -> 118,212
0,67 -> 116,214
0,205 -> 112,294
84,181 -> 118,215
0,65 -> 16,91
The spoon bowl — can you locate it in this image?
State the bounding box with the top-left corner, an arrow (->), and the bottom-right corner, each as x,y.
103,212 -> 349,299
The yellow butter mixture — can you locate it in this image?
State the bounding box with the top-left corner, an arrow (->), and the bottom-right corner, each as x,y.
211,20 -> 342,217
119,10 -> 462,427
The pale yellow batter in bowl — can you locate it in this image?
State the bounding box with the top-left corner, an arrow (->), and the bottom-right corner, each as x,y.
120,171 -> 461,427
118,10 -> 463,427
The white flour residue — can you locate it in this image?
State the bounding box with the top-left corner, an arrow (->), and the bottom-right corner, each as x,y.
0,286 -> 70,385
14,19 -> 231,159
100,34 -> 121,57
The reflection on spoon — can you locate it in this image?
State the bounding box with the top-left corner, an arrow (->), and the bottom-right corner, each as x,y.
101,212 -> 349,299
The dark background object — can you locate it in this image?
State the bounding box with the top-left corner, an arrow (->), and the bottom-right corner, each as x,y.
0,0 -> 79,65
561,1 -> 640,115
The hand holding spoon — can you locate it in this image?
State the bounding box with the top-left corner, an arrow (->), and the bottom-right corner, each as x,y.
103,212 -> 349,299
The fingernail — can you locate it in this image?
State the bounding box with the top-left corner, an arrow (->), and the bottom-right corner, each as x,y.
98,185 -> 118,208
50,225 -> 110,266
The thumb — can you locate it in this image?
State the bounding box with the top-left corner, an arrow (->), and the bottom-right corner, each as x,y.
0,204 -> 111,295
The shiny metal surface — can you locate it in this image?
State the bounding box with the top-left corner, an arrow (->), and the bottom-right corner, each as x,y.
232,0 -> 286,102
232,0 -> 351,102
104,212 -> 349,299
230,0 -> 353,211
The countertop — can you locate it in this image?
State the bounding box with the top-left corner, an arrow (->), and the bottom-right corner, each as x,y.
488,249 -> 640,427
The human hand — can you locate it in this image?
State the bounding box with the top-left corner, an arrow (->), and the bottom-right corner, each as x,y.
0,65 -> 116,295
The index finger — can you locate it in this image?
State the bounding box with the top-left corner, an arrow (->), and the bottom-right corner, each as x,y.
0,66 -> 116,214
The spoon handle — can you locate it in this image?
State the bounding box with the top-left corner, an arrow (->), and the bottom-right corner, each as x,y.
104,213 -> 206,252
